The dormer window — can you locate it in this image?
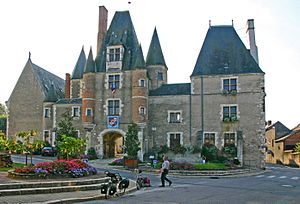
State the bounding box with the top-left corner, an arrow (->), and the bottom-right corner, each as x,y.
106,45 -> 124,70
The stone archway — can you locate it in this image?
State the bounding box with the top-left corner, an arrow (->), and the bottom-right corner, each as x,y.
103,131 -> 124,158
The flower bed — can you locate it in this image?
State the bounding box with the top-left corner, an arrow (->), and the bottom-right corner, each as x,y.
9,159 -> 97,179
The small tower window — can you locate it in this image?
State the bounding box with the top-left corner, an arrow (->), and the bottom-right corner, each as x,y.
86,108 -> 93,116
44,108 -> 51,118
158,72 -> 163,80
139,79 -> 145,87
139,106 -> 146,115
108,99 -> 120,115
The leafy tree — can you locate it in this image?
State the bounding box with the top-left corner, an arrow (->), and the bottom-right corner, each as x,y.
124,123 -> 140,159
32,139 -> 47,154
57,135 -> 85,159
0,116 -> 6,136
295,142 -> 300,153
0,136 -> 7,152
56,110 -> 77,141
16,130 -> 38,165
0,103 -> 7,116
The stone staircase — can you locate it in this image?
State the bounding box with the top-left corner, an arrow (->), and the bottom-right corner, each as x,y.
0,177 -> 110,196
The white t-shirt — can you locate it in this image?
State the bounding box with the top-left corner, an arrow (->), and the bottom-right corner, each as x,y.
162,160 -> 170,170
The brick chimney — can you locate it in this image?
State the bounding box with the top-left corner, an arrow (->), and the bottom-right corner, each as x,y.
65,73 -> 71,99
246,19 -> 259,65
97,6 -> 108,54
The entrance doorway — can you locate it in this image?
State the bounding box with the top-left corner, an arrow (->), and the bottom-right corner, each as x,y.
103,132 -> 123,158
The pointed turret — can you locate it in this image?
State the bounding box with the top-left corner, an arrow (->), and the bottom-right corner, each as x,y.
84,47 -> 96,73
146,27 -> 167,67
72,47 -> 86,79
132,44 -> 145,69
146,28 -> 168,90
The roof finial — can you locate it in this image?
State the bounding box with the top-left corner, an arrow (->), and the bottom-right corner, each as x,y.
232,19 -> 234,27
29,51 -> 31,60
209,20 -> 211,27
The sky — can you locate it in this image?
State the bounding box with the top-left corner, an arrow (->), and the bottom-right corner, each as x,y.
0,0 -> 300,129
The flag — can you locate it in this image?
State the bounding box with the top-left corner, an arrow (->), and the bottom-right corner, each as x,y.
111,84 -> 116,94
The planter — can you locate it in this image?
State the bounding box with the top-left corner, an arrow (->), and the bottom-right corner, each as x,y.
124,159 -> 138,169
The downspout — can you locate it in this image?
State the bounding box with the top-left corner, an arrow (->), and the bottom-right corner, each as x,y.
189,89 -> 192,143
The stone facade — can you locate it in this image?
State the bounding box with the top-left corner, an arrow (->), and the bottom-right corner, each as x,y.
7,6 -> 266,168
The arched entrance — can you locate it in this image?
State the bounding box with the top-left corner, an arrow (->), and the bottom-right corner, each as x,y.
103,131 -> 123,158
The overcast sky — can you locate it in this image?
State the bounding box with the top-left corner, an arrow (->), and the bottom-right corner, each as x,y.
1,0 -> 300,129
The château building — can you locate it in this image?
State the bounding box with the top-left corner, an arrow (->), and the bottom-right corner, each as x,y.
7,6 -> 266,168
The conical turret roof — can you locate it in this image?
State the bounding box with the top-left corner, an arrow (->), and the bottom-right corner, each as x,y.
146,28 -> 167,67
84,47 -> 96,73
132,44 -> 146,69
72,47 -> 86,79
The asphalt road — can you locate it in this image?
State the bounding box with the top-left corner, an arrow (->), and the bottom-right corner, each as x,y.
80,165 -> 300,204
11,155 -> 300,204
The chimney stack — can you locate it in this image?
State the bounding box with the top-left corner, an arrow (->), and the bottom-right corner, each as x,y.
65,73 -> 71,99
97,6 -> 108,54
246,19 -> 259,65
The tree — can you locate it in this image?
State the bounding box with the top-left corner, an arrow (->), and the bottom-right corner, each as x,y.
124,123 -> 141,159
0,103 -> 7,116
0,103 -> 7,136
56,110 -> 77,141
16,130 -> 38,165
57,135 -> 85,159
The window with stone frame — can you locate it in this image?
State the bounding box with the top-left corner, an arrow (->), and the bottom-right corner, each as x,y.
139,106 -> 146,115
139,78 -> 146,87
224,132 -> 236,146
106,45 -> 124,70
223,78 -> 237,91
168,133 -> 182,148
222,105 -> 238,121
72,106 -> 80,117
44,108 -> 51,118
108,74 -> 120,90
75,130 -> 80,138
204,132 -> 216,146
43,130 -> 50,143
108,99 -> 120,115
86,108 -> 93,117
108,47 -> 121,62
157,72 -> 163,80
168,111 -> 182,123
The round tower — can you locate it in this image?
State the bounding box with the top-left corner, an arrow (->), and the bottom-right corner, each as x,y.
82,48 -> 96,124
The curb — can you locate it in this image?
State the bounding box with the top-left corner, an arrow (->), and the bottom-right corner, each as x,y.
46,180 -> 137,204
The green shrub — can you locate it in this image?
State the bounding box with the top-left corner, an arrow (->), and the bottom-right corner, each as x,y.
86,147 -> 98,160
194,163 -> 227,170
202,145 -> 219,162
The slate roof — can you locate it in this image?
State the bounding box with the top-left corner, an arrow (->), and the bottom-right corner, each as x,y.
191,25 -> 264,76
132,44 -> 146,69
149,83 -> 191,96
146,28 -> 167,67
267,121 -> 291,140
95,11 -> 143,72
56,98 -> 82,104
72,47 -> 86,79
30,60 -> 65,102
84,47 -> 96,73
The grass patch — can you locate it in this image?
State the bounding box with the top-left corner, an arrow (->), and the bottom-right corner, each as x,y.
0,163 -> 25,172
194,163 -> 228,170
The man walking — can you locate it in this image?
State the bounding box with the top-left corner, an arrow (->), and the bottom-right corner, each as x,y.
159,155 -> 172,187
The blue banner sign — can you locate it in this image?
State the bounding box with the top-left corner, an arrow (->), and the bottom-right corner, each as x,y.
107,116 -> 120,128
